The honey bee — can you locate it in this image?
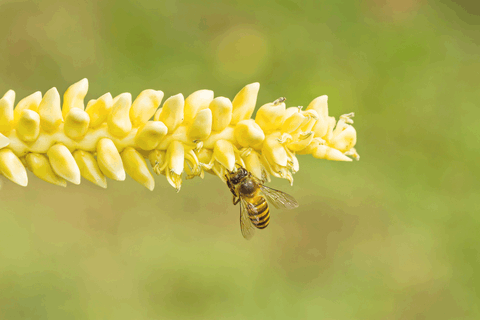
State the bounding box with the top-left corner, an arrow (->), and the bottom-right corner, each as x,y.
225,167 -> 299,239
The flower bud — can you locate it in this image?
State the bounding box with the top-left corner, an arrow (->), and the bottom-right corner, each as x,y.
0,149 -> 28,186
64,108 -> 90,140
121,147 -> 155,191
231,82 -> 260,124
130,89 -> 164,127
157,94 -> 184,132
209,97 -> 232,132
85,93 -> 113,128
62,78 -> 88,118
16,109 -> 40,142
47,144 -> 81,184
14,91 -> 42,124
26,153 -> 66,187
73,150 -> 107,188
38,87 -> 63,133
184,89 -> 214,125
0,90 -> 15,134
96,138 -> 125,181
107,93 -> 132,137
187,108 -> 212,142
135,121 -> 168,151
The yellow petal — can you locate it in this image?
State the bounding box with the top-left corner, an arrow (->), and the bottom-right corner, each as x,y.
306,95 -> 328,119
234,119 -> 265,148
197,148 -> 212,165
281,108 -> 304,134
64,108 -> 90,140
184,89 -> 214,125
209,96 -> 232,132
96,138 -> 125,181
213,139 -> 236,171
312,116 -> 329,139
0,90 -> 15,134
135,121 -> 168,151
288,132 -> 314,152
25,153 -> 66,187
312,145 -> 352,161
324,116 -> 337,141
121,147 -> 155,191
62,78 -> 88,118
0,133 -> 9,149
16,109 -> 40,142
85,93 -> 113,128
47,144 -> 81,184
14,91 -> 42,125
167,140 -> 184,176
148,149 -> 165,175
241,149 -> 263,180
187,108 -> 212,141
130,89 -> 164,127
262,135 -> 288,167
1,89 -> 15,105
329,125 -> 357,152
38,87 -> 63,133
0,149 -> 28,186
255,100 -> 286,133
166,169 -> 182,191
331,112 -> 355,136
107,93 -> 132,137
231,82 -> 260,124
157,93 -> 184,132
73,150 -> 107,188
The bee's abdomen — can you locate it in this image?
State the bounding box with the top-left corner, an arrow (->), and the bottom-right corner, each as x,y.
248,196 -> 270,229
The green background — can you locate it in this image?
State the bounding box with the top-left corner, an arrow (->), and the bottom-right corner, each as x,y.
0,0 -> 479,319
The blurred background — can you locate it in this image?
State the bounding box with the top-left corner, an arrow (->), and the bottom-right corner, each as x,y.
0,0 -> 479,319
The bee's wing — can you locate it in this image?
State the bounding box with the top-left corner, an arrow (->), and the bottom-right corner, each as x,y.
260,185 -> 299,209
240,198 -> 255,240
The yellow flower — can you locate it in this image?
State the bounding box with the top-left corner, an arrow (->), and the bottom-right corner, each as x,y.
0,79 -> 359,190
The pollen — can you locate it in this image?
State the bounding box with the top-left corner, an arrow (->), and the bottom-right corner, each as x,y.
0,79 -> 359,190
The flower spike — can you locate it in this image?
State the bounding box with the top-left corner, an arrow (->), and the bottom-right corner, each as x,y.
0,79 -> 359,190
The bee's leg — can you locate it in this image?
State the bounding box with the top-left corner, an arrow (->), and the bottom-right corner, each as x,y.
233,196 -> 240,205
225,176 -> 233,190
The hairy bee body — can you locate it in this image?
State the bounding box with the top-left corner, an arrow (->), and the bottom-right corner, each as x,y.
225,167 -> 298,239
235,177 -> 270,229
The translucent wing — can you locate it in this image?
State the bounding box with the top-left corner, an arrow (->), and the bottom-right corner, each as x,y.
260,185 -> 299,209
240,198 -> 255,240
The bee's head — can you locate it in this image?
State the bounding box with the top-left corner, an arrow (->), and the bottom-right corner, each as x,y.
227,166 -> 248,184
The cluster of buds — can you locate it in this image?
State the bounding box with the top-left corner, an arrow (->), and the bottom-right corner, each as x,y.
0,79 -> 359,191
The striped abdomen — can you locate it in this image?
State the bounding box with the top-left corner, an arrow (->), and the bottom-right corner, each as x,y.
247,196 -> 270,229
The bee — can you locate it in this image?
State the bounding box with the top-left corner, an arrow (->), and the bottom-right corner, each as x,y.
225,166 -> 299,239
